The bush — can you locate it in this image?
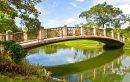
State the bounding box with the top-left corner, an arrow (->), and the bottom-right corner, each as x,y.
9,44 -> 25,64
1,40 -> 16,50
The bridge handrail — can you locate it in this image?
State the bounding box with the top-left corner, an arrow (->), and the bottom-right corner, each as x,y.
0,25 -> 127,43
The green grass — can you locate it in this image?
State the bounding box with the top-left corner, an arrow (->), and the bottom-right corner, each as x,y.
52,39 -> 104,48
124,40 -> 130,48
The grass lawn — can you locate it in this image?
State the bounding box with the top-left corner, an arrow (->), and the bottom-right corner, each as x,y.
54,39 -> 104,48
124,40 -> 130,48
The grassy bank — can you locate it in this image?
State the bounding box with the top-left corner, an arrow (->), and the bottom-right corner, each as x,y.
123,40 -> 130,49
53,39 -> 104,48
53,39 -> 130,49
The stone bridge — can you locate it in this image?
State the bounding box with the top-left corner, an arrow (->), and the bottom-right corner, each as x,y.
0,25 -> 126,49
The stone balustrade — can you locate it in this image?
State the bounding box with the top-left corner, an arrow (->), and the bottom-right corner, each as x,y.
0,25 -> 128,43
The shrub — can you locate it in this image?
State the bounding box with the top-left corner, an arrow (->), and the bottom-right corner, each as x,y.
1,40 -> 16,50
9,44 -> 25,64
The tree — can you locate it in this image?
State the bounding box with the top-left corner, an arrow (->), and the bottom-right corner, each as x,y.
75,23 -> 87,27
75,24 -> 79,27
0,12 -> 22,33
79,2 -> 129,28
0,0 -> 42,34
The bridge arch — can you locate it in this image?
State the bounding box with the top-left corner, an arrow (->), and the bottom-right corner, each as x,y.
42,36 -> 124,49
39,25 -> 125,49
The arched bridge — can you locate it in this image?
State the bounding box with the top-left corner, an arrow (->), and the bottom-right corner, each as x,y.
0,25 -> 126,49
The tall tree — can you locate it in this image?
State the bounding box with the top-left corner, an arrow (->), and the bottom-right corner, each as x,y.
0,0 -> 42,34
79,2 -> 129,28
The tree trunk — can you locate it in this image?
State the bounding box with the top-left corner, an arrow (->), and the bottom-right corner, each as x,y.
103,23 -> 104,28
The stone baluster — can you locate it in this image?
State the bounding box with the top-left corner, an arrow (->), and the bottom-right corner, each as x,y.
73,29 -> 75,37
123,36 -> 125,42
23,30 -> 27,42
6,30 -> 13,41
80,25 -> 84,36
44,29 -> 47,39
63,25 -> 67,38
103,28 -> 106,37
93,26 -> 97,36
39,27 -> 44,43
111,30 -> 114,38
60,28 -> 63,37
117,33 -> 120,40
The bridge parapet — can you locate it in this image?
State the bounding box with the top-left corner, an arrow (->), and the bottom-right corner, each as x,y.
0,25 -> 128,45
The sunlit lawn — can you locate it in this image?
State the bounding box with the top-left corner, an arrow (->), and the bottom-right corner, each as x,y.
54,39 -> 104,47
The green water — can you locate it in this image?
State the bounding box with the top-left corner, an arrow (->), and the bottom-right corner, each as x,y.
25,43 -> 130,82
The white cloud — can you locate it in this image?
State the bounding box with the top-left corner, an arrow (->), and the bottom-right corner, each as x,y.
69,3 -> 78,8
76,0 -> 84,2
66,56 -> 75,63
35,5 -> 50,15
66,18 -> 76,24
48,1 -> 57,8
115,4 -> 130,14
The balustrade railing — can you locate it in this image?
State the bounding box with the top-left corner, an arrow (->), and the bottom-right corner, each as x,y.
96,28 -> 104,36
27,31 -> 39,41
0,34 -> 6,41
120,36 -> 123,42
106,30 -> 111,37
84,27 -> 94,36
13,32 -> 24,42
0,26 -> 126,43
114,33 -> 118,40
44,27 -> 62,39
67,27 -> 81,36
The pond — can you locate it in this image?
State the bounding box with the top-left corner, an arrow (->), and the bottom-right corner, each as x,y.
25,43 -> 130,82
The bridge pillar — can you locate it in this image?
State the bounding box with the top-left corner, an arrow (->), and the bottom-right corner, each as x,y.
80,25 -> 84,36
63,25 -> 67,38
93,26 -> 97,36
123,36 -> 125,42
6,30 -> 13,41
23,30 -> 27,42
111,30 -> 114,38
0,33 -> 2,41
103,28 -> 106,37
117,33 -> 120,40
73,29 -> 75,36
39,27 -> 44,43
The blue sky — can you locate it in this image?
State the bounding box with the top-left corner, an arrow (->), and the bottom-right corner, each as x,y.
16,0 -> 130,29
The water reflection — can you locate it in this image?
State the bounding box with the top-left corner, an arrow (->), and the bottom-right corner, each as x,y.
56,53 -> 126,82
25,44 -> 103,66
25,43 -> 130,82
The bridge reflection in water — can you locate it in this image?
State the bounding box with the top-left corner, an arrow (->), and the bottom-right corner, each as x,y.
45,49 -> 125,82
60,54 -> 125,82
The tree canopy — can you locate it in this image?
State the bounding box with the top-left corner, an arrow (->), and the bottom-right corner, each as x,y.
0,0 -> 42,33
79,2 -> 130,28
0,12 -> 22,34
